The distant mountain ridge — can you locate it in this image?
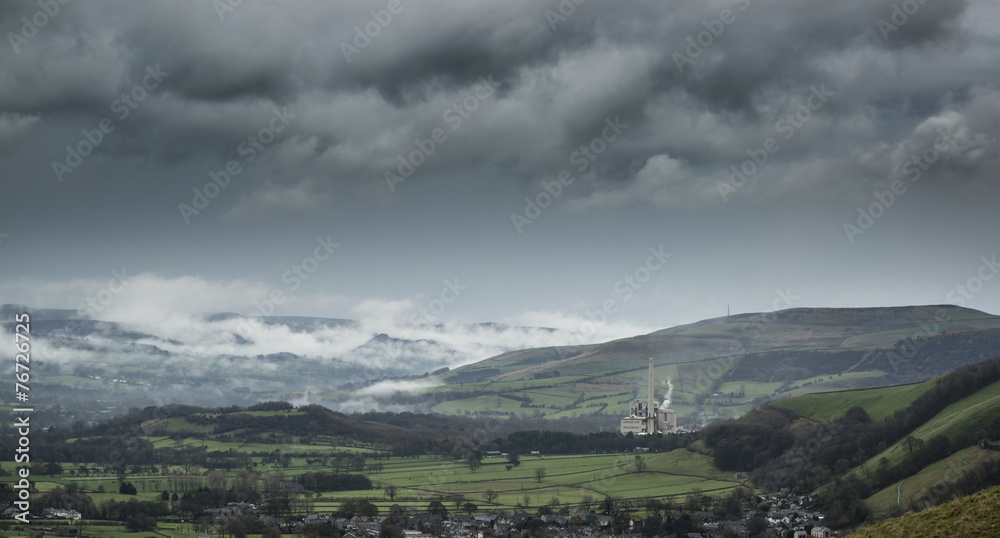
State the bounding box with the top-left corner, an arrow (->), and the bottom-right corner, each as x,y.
448,305 -> 1000,382
418,305 -> 1000,424
6,302 -> 1000,422
0,303 -> 569,412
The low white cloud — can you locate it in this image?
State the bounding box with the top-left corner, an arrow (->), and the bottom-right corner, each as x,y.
2,274 -> 666,377
355,379 -> 442,398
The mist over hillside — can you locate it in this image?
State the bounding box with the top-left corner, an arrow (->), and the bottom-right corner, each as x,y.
398,305 -> 1000,427
0,302 -> 644,412
9,303 -> 1000,428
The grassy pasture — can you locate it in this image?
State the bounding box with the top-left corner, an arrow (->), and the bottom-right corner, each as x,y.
302,449 -> 745,513
11,447 -> 741,518
769,379 -> 934,422
851,379 -> 1000,473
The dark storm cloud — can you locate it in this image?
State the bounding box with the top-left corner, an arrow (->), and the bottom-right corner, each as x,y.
0,0 -> 994,214
335,2 -> 574,105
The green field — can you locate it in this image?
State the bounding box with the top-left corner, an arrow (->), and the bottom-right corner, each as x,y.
5,446 -> 744,519
769,379 -> 935,422
304,449 -> 745,513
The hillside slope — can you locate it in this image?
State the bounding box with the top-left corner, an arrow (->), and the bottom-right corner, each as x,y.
852,378 -> 1000,472
849,483 -> 1000,538
450,305 -> 1000,383
678,355 -> 1000,529
864,445 -> 1000,516
424,305 -> 1000,424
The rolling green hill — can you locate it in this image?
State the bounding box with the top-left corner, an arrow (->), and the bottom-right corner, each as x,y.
417,305 -> 1000,424
449,305 -> 1000,382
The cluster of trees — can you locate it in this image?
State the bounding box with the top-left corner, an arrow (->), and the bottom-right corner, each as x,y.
0,433 -> 157,467
701,407 -> 796,471
336,498 -> 380,518
816,476 -> 872,528
246,401 -> 295,412
33,485 -> 98,518
214,513 -> 283,538
97,497 -> 171,521
124,512 -> 158,532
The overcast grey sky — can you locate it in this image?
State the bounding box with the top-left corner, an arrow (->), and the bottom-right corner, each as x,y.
1,0 -> 999,342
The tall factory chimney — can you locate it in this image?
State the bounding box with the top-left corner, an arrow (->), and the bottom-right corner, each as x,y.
647,357 -> 654,423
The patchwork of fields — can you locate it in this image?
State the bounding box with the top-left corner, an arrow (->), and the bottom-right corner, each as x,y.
7,443 -> 745,517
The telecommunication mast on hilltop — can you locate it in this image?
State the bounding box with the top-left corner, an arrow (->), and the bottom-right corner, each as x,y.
620,357 -> 677,434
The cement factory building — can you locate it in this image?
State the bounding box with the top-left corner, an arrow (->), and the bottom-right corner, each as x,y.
620,358 -> 677,435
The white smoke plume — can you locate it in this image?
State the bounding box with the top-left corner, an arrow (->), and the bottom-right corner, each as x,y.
661,376 -> 674,409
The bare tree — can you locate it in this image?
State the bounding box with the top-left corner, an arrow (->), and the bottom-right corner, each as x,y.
633,455 -> 647,472
468,456 -> 482,473
535,468 -> 547,482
